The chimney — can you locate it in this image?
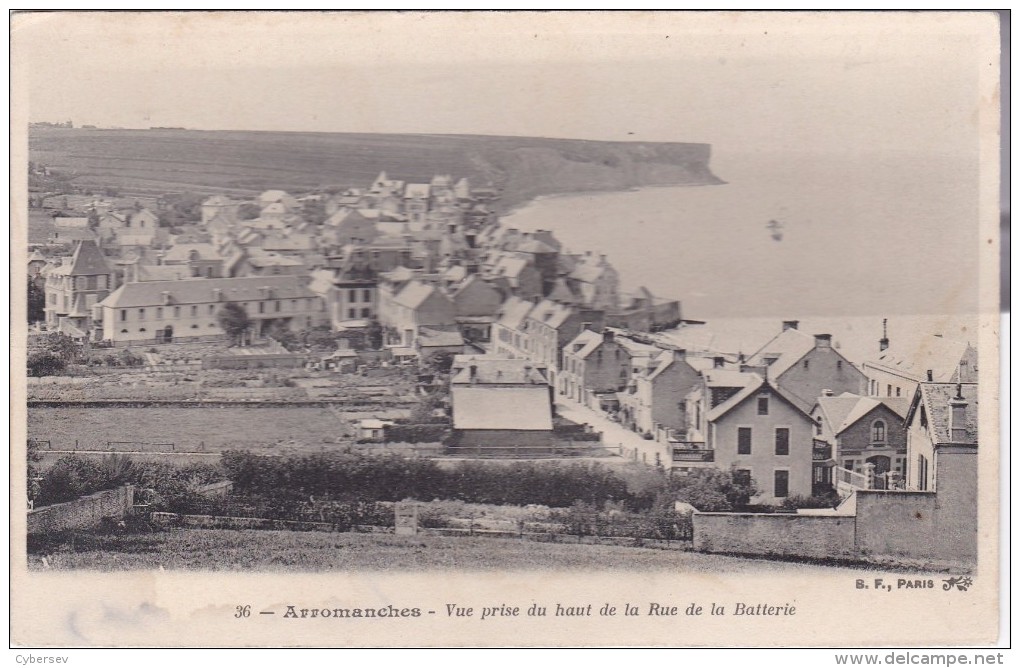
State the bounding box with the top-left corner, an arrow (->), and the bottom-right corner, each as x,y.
713,356 -> 725,369
469,364 -> 478,383
673,349 -> 687,363
822,389 -> 834,397
737,352 -> 745,364
879,318 -> 889,352
949,384 -> 968,442
782,320 -> 799,331
926,369 -> 934,382
814,334 -> 832,348
603,329 -> 615,343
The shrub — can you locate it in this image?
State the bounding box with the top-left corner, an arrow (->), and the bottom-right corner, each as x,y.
27,352 -> 66,377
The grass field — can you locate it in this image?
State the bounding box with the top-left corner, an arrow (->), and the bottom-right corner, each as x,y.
26,528 -> 873,573
27,405 -> 382,453
28,127 -> 717,210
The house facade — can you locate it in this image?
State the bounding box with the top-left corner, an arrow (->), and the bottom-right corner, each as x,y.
95,275 -> 325,344
44,240 -> 114,336
812,393 -> 910,489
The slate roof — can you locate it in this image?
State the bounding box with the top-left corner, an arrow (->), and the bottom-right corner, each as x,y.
527,299 -> 573,330
98,275 -> 317,308
163,243 -> 222,263
706,373 -> 812,422
867,336 -> 976,382
394,281 -> 444,310
418,327 -> 465,347
746,327 -> 817,378
516,239 -> 558,254
450,355 -> 550,385
54,240 -> 111,276
496,295 -> 535,330
905,382 -> 979,446
564,329 -> 603,360
136,264 -> 192,282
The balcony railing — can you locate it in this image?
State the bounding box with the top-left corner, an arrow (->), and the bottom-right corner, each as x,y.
672,443 -> 713,462
812,439 -> 833,461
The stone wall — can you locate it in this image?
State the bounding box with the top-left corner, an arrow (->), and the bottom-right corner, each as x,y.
27,485 -> 134,534
693,512 -> 857,560
853,491 -> 938,561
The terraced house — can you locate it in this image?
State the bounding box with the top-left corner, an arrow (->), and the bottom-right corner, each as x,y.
94,275 -> 325,345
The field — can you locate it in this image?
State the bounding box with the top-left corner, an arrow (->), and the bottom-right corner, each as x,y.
27,405 -> 396,454
28,127 -> 717,211
26,528 -> 872,573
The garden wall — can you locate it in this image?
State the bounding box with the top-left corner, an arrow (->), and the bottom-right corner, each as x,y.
27,485 -> 134,534
693,511 -> 857,560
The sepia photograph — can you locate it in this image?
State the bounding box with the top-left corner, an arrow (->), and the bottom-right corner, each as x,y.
10,10 -> 1003,649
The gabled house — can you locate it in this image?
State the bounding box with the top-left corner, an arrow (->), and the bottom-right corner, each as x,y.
491,295 -> 535,360
568,252 -> 620,311
161,243 -> 226,278
744,321 -> 866,412
383,280 -> 456,347
523,299 -> 605,390
618,347 -> 701,438
560,328 -> 633,406
201,196 -> 239,225
44,239 -> 113,336
812,393 -> 910,489
691,372 -> 819,504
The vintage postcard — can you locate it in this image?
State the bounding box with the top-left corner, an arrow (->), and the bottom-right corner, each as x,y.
10,11 -> 1003,649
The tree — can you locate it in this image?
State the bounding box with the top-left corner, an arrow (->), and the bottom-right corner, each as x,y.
27,352 -> 66,377
43,332 -> 79,365
666,468 -> 759,512
366,318 -> 383,350
266,320 -> 298,350
87,209 -> 100,229
217,303 -> 251,346
27,281 -> 45,324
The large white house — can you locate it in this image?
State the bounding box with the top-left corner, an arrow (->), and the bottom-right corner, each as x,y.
94,275 -> 325,344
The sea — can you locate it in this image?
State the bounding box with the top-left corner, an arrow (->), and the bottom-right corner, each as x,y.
498,148 -> 985,365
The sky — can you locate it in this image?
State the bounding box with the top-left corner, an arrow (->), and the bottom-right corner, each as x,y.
13,11 -> 997,157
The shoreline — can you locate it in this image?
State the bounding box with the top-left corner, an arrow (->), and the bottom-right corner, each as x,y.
497,176 -> 726,217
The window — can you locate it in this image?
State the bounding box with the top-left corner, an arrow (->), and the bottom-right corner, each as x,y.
258,302 -> 265,314
349,289 -> 358,302
206,267 -> 213,278
138,308 -> 145,320
837,360 -> 843,370
871,420 -> 886,443
803,359 -> 809,370
917,455 -> 929,491
209,305 -> 215,315
120,329 -> 128,334
844,459 -> 855,471
174,306 -> 180,318
275,301 -> 281,313
887,384 -> 892,397
363,289 -> 371,302
191,305 -> 198,317
895,387 -> 901,397
361,307 -> 370,318
348,308 -> 357,318
120,309 -> 127,322
815,416 -> 823,435
737,427 -> 752,455
774,470 -> 789,498
757,396 -> 769,415
775,427 -> 790,455
139,327 -> 147,333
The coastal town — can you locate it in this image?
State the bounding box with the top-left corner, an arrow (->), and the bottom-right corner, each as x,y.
26,155 -> 980,570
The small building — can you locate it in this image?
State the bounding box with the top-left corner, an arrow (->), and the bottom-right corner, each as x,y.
449,355 -> 554,448
357,418 -> 395,441
812,392 -> 910,489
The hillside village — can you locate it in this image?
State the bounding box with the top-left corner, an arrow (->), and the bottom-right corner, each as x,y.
26,164 -> 981,568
